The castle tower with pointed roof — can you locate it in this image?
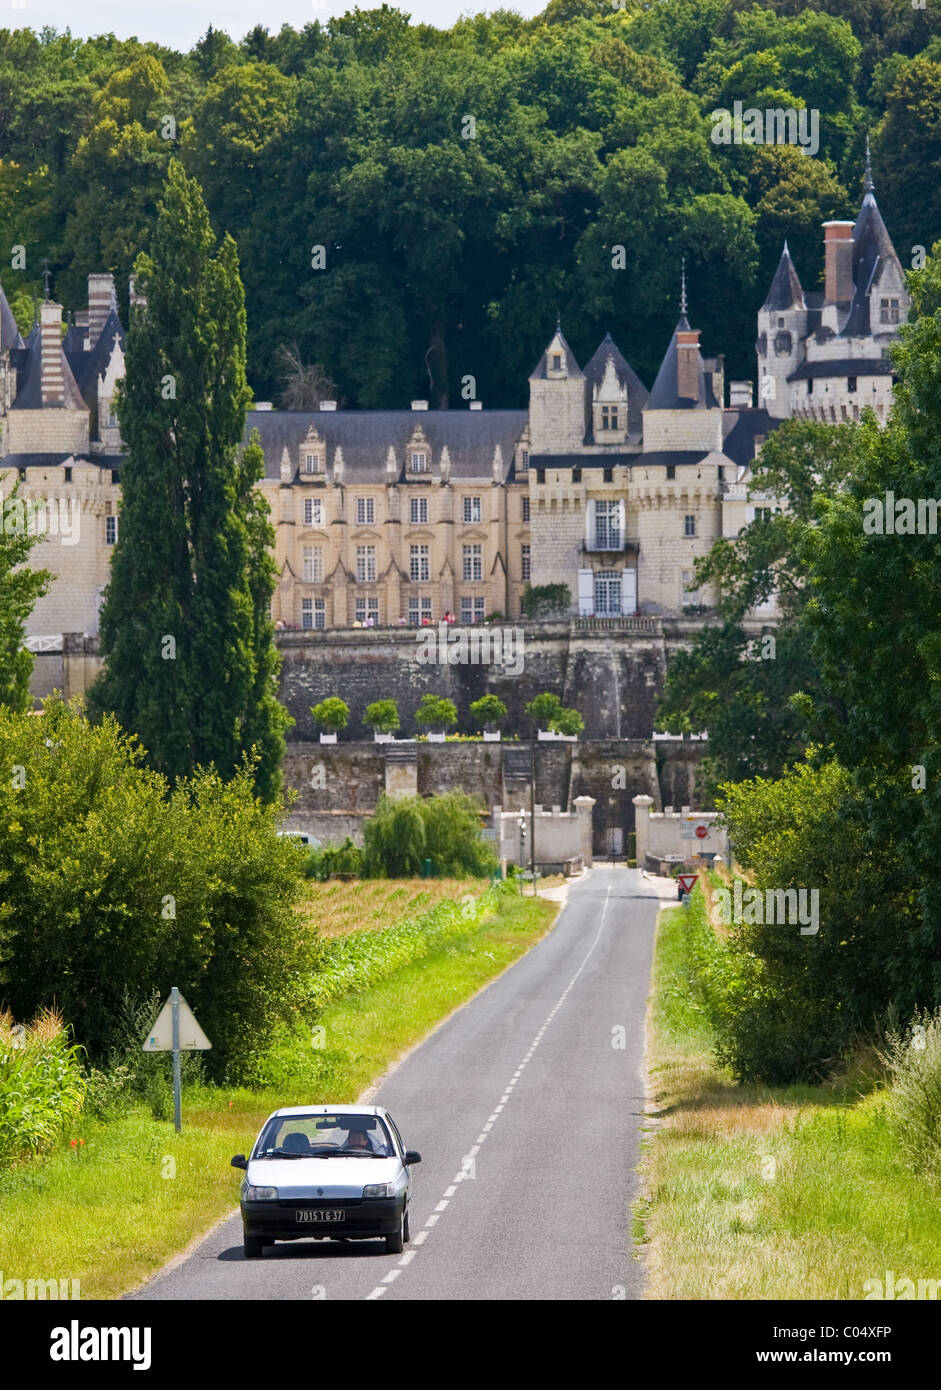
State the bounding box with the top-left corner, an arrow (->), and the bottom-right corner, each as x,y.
755,241 -> 807,420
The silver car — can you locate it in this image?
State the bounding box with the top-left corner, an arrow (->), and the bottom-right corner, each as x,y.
231,1104 -> 421,1258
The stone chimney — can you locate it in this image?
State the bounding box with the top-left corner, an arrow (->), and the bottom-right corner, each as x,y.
87,273 -> 115,349
729,381 -> 753,408
823,222 -> 854,306
40,300 -> 65,405
410,400 -> 428,411
676,328 -> 700,401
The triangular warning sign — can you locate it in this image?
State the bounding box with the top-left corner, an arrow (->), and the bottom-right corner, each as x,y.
142,992 -> 211,1052
677,874 -> 698,894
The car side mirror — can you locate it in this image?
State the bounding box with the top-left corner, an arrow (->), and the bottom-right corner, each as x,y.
231,1154 -> 248,1169
404,1150 -> 422,1165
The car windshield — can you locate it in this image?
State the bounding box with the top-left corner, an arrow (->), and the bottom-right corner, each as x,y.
254,1114 -> 394,1159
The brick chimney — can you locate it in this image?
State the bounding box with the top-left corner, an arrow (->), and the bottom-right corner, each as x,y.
87,272 -> 115,349
676,328 -> 701,401
40,300 -> 65,405
823,222 -> 854,306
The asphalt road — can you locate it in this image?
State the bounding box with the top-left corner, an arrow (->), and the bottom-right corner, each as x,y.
131,865 -> 662,1302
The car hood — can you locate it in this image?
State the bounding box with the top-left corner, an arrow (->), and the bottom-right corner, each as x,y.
246,1156 -> 402,1198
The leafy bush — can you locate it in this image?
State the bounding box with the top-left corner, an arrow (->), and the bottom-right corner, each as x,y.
0,1008 -> 86,1166
311,697 -> 350,732
470,694 -> 508,730
363,792 -> 497,878
302,837 -> 365,880
415,694 -> 458,731
551,706 -> 584,736
0,698 -> 305,1080
525,691 -> 562,727
522,583 -> 570,619
881,1008 -> 941,1177
364,699 -> 399,734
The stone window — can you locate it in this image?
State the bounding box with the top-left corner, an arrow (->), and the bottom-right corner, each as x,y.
304,452 -> 322,474
681,569 -> 700,607
356,496 -> 375,524
355,597 -> 379,625
463,496 -> 482,523
603,468 -> 613,484
410,544 -> 430,582
754,507 -> 772,523
461,596 -> 486,624
519,449 -> 529,471
105,515 -> 118,545
601,406 -> 619,430
301,597 -> 325,630
409,596 -> 432,626
303,545 -> 323,583
410,497 -> 428,524
462,544 -> 483,581
410,451 -> 428,473
593,499 -> 622,551
847,376 -> 857,393
594,570 -> 621,617
521,497 -> 530,523
880,299 -> 900,325
666,465 -> 675,480
684,514 -> 696,537
356,545 -> 376,582
774,331 -> 792,356
551,354 -> 561,370
304,498 -> 324,526
521,544 -> 531,581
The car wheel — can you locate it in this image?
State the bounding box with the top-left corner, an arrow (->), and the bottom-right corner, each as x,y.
244,1234 -> 264,1259
384,1208 -> 405,1255
403,1207 -> 410,1243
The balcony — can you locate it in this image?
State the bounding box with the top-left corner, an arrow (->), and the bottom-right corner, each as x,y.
580,536 -> 639,556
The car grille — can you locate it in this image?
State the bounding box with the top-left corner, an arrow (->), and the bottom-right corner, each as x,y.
278,1198 -> 364,1210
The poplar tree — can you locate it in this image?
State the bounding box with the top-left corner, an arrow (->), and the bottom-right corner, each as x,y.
89,158 -> 289,800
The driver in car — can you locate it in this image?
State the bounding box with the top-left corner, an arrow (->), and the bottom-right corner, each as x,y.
340,1128 -> 371,1151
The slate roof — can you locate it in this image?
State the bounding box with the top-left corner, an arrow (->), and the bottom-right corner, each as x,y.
65,307 -> 126,411
582,332 -> 648,444
8,330 -> 87,411
245,409 -> 529,484
1,452 -> 122,469
721,408 -> 780,469
788,357 -> 893,381
841,190 -> 899,338
529,328 -> 584,380
0,282 -> 23,353
761,243 -> 805,312
646,317 -> 720,410
634,450 -> 717,470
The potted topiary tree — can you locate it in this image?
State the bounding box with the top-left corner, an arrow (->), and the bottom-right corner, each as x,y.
311,697 -> 349,743
364,699 -> 400,743
549,706 -> 584,740
525,691 -> 563,740
470,693 -> 508,742
415,694 -> 458,742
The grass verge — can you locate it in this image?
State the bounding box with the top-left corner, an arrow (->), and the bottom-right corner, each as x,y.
0,888 -> 557,1301
638,896 -> 941,1299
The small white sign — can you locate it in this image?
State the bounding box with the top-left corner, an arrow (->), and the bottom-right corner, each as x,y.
142,992 -> 211,1052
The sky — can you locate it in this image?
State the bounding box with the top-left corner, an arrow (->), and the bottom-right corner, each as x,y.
9,0 -> 548,50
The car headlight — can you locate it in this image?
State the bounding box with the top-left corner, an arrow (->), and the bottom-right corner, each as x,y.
363,1182 -> 394,1198
244,1184 -> 279,1201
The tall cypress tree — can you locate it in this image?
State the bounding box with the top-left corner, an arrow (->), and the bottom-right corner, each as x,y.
89,158 -> 289,798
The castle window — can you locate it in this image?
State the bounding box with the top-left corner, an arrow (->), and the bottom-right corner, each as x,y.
303,546 -> 323,583
356,496 -> 375,524
666,465 -> 675,480
519,449 -> 529,471
356,545 -> 376,582
681,570 -> 700,607
111,469 -> 120,484
594,499 -> 622,551
754,507 -> 772,523
778,318 -> 784,328
355,597 -> 379,625
410,497 -> 428,524
304,453 -> 322,474
847,376 -> 857,393
536,470 -> 545,484
463,496 -> 482,523
601,406 -> 618,430
521,544 -> 531,581
594,570 -> 621,617
551,354 -> 561,370
302,597 -> 326,631
880,299 -> 900,325
603,468 -> 613,484
410,545 -> 430,582
105,516 -> 118,545
806,379 -> 813,394
304,498 -> 324,526
774,331 -> 792,356
684,514 -> 696,537
410,451 -> 427,473
521,497 -> 530,523
461,596 -> 486,624
65,467 -> 72,483
462,544 -> 483,581
409,596 -> 432,625
572,469 -> 581,483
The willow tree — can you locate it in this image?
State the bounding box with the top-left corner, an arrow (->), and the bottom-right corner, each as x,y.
89,158 -> 289,800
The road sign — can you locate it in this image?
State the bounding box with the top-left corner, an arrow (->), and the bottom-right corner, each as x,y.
681,892 -> 691,907
677,873 -> 698,894
142,988 -> 211,1134
143,991 -> 211,1052
695,824 -> 709,839
680,827 -> 695,839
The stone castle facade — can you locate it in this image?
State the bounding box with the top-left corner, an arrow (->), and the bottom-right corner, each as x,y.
0,166 -> 910,651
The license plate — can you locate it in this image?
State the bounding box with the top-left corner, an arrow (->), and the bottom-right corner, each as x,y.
297,1208 -> 344,1223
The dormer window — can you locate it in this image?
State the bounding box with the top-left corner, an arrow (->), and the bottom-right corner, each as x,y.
880,299 -> 900,325
601,406 -> 618,430
519,449 -> 529,471
410,451 -> 427,473
304,453 -> 322,474
551,354 -> 561,371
